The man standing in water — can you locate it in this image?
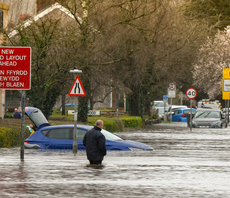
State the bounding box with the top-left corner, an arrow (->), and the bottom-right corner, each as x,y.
83,120 -> 107,165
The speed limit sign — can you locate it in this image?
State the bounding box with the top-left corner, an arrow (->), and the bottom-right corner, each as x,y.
169,83 -> 176,90
186,88 -> 197,99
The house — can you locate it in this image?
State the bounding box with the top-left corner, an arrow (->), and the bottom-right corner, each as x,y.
1,2 -> 121,117
0,1 -> 74,118
0,0 -> 36,118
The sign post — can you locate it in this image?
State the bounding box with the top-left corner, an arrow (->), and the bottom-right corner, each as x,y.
168,83 -> 176,122
0,46 -> 31,161
68,69 -> 85,155
186,88 -> 197,131
163,95 -> 168,123
222,68 -> 230,123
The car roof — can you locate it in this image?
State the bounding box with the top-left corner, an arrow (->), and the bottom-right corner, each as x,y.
175,108 -> 196,111
40,124 -> 93,130
196,109 -> 221,112
170,105 -> 187,108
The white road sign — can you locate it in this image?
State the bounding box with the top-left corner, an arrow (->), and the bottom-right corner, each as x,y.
186,88 -> 197,99
168,88 -> 176,98
224,79 -> 230,91
68,76 -> 86,97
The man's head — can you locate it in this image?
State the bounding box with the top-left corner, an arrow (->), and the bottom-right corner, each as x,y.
95,120 -> 103,129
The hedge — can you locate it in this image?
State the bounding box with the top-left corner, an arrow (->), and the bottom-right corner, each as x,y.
0,116 -> 142,148
0,127 -> 31,148
88,116 -> 142,132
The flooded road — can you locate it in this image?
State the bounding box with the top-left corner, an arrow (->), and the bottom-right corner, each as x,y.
1,123 -> 230,197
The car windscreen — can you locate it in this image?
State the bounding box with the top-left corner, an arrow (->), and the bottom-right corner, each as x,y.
194,111 -> 220,118
183,110 -> 196,114
101,129 -> 123,141
153,102 -> 169,108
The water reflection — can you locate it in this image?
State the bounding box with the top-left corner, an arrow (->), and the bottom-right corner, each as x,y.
1,123 -> 230,197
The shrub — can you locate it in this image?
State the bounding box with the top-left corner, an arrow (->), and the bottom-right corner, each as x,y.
120,116 -> 142,128
0,127 -> 31,148
88,116 -> 124,132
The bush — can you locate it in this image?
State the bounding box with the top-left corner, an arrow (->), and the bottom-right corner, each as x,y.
120,116 -> 142,128
0,127 -> 31,148
88,116 -> 124,132
88,116 -> 142,131
4,112 -> 13,118
0,127 -> 20,147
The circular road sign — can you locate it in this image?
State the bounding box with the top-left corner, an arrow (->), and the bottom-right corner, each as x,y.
169,83 -> 176,90
186,88 -> 197,99
163,95 -> 168,101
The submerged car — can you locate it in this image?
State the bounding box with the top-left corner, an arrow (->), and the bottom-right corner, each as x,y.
24,107 -> 153,151
192,109 -> 227,128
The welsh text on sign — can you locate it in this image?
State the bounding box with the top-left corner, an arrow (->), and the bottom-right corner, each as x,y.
0,47 -> 31,90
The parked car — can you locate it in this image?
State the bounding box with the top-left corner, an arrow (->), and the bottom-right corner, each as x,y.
167,105 -> 188,121
172,108 -> 196,122
222,108 -> 230,121
24,107 -> 153,151
192,109 -> 227,128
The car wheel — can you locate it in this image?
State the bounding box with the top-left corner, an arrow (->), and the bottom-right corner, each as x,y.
178,119 -> 181,122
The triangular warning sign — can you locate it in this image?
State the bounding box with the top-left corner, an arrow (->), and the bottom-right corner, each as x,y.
68,76 -> 86,97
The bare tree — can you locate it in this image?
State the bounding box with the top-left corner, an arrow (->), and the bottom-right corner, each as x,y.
52,0 -> 211,117
5,8 -> 77,118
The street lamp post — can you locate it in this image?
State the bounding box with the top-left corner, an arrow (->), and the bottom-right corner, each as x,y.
70,69 -> 82,155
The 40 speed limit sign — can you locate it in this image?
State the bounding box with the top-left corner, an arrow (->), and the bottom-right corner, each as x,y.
186,88 -> 197,99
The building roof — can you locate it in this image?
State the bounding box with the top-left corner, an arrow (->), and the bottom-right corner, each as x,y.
8,2 -> 81,38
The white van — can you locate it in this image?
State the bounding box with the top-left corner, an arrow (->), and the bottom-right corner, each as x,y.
152,101 -> 169,109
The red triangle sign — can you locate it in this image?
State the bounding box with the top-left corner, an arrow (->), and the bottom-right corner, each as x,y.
68,76 -> 86,97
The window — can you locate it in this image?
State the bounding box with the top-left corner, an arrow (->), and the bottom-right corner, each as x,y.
69,129 -> 87,141
183,110 -> 196,115
174,110 -> 181,115
29,109 -> 49,127
44,128 -> 72,140
42,128 -> 87,140
101,129 -> 122,141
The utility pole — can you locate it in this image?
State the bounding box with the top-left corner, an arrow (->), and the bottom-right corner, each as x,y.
69,69 -> 83,155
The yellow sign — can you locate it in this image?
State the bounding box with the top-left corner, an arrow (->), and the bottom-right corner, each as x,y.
222,68 -> 230,99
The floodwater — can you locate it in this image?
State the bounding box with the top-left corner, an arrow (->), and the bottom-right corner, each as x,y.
1,123 -> 230,197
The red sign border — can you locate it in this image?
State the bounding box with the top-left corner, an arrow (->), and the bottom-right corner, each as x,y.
68,76 -> 86,97
186,88 -> 197,99
168,83 -> 176,91
0,46 -> 31,90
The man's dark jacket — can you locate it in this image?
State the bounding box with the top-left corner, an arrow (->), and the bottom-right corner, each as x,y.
13,112 -> 21,119
83,126 -> 107,161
